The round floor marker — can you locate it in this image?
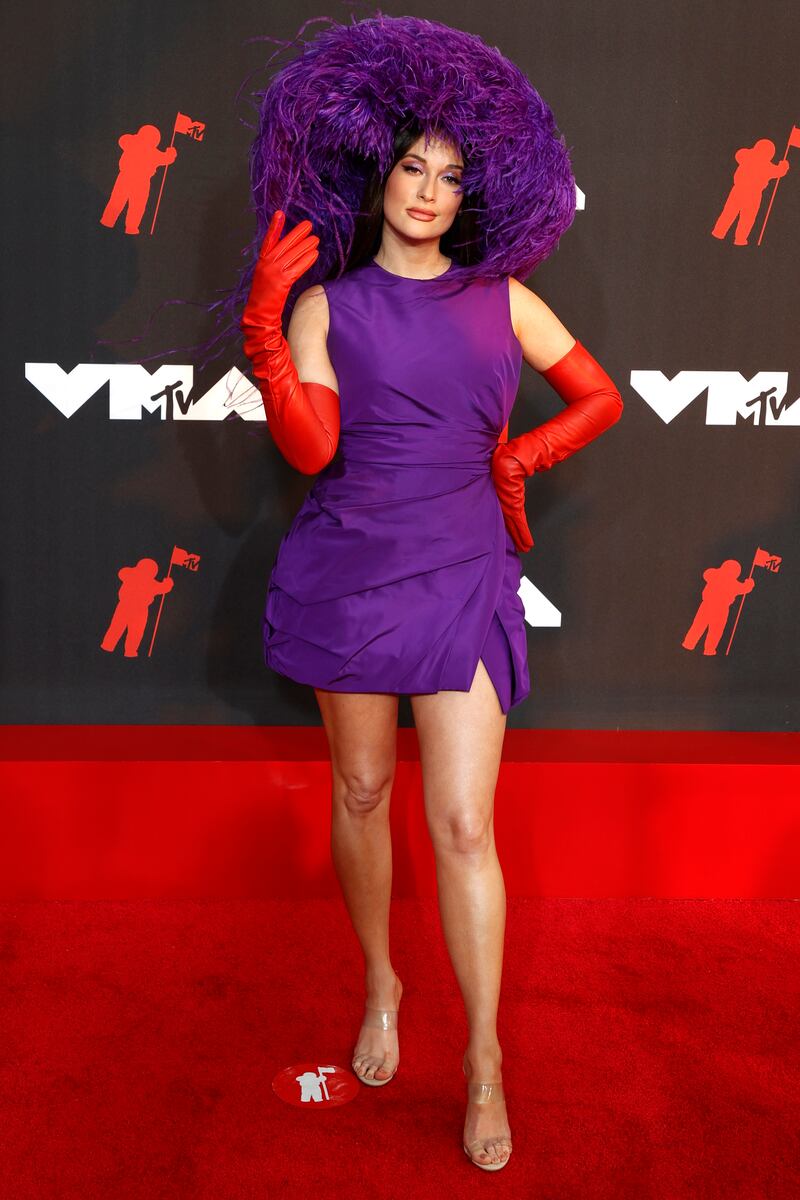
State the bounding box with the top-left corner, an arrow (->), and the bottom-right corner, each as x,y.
273,1063 -> 361,1107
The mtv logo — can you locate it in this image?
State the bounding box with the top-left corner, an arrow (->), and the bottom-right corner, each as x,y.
25,363 -> 264,421
630,370 -> 800,425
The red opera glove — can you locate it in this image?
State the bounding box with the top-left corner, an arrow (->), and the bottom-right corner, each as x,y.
240,209 -> 340,475
491,340 -> 623,553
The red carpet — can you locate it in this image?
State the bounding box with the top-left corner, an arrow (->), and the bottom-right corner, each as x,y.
1,896 -> 798,1198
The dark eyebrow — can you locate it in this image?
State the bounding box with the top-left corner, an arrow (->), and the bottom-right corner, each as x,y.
405,152 -> 464,170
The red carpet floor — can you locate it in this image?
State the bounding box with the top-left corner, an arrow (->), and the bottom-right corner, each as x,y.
1,897 -> 798,1199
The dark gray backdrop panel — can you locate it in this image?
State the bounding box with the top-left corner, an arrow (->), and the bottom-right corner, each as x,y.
1,0 -> 797,728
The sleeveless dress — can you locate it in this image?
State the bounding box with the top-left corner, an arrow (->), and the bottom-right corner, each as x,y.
261,257 -> 530,714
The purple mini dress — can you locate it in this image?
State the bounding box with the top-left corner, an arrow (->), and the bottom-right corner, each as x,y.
261,256 -> 530,713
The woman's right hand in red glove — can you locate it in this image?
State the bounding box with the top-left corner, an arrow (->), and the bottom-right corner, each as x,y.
241,210 -> 341,475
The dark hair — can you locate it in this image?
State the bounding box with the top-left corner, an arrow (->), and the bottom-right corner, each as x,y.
336,119 -> 483,276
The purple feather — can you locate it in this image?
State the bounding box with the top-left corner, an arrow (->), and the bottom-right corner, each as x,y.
251,13 -> 576,290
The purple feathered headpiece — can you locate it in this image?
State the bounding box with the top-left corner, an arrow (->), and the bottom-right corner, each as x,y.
250,12 -> 576,290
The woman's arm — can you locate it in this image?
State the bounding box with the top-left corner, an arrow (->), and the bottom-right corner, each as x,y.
493,279 -> 624,553
241,211 -> 341,475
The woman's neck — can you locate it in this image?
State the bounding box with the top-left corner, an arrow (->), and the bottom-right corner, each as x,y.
372,248 -> 452,279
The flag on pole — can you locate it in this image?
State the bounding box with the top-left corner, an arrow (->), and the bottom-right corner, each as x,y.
757,127 -> 797,245
171,546 -> 201,571
724,545 -> 782,655
147,545 -> 200,655
150,113 -> 205,235
174,112 -> 205,141
753,547 -> 781,572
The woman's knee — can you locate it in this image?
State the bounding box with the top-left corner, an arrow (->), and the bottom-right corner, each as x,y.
315,688 -> 399,815
334,765 -> 395,816
429,807 -> 494,856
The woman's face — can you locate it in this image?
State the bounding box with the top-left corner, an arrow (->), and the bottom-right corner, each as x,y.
382,133 -> 464,242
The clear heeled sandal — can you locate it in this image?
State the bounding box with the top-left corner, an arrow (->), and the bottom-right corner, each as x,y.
462,1053 -> 513,1171
351,1005 -> 399,1087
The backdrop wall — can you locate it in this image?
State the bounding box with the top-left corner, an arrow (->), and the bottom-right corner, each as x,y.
2,0 -> 798,731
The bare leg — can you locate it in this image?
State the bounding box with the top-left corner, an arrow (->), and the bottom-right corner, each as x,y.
410,658 -> 511,1166
314,686 -> 403,1081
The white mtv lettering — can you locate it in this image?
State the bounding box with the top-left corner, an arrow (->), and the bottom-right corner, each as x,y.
705,372 -> 798,425
25,364 -> 265,421
631,370 -> 799,425
109,365 -> 173,418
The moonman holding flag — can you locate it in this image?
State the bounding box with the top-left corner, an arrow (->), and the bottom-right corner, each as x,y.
682,559 -> 754,656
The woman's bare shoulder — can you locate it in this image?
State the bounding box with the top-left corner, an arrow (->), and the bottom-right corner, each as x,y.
289,282 -> 331,338
507,275 -> 576,371
292,282 -> 330,331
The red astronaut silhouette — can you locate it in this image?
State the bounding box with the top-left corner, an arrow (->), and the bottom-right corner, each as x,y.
711,139 -> 789,245
682,560 -> 754,656
100,558 -> 174,657
99,125 -> 177,235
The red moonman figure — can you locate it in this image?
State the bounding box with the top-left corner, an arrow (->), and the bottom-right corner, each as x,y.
682,559 -> 754,655
100,557 -> 174,657
100,124 -> 177,236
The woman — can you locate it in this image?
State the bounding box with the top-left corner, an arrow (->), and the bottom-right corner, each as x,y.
240,16 -> 623,1172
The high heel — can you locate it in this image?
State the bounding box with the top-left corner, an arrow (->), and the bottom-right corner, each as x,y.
462,1052 -> 512,1171
351,1005 -> 399,1087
